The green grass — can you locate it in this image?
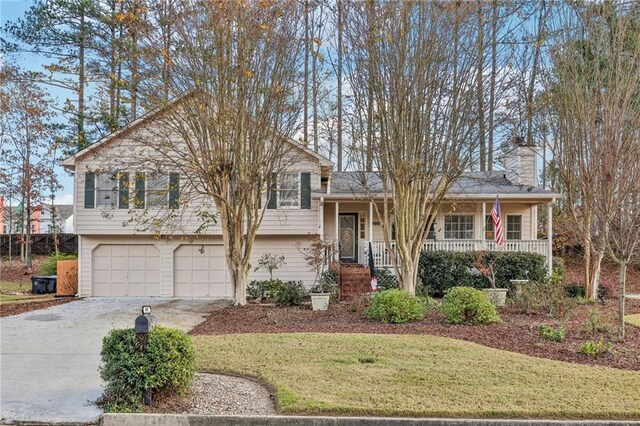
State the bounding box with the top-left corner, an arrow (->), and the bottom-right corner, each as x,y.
0,281 -> 54,304
193,333 -> 640,419
626,314 -> 640,329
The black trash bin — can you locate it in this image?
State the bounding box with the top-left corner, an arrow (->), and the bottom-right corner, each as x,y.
31,276 -> 57,294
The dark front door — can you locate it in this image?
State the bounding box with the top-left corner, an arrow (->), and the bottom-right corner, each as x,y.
339,213 -> 358,263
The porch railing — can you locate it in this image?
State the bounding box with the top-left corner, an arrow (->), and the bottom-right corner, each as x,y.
361,239 -> 549,269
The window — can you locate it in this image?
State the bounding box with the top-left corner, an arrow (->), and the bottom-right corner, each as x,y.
278,173 -> 300,208
360,216 -> 366,239
3,224 -> 9,234
444,215 -> 474,239
146,173 -> 169,208
507,215 -> 522,240
426,215 -> 436,240
485,215 -> 494,240
96,173 -> 118,207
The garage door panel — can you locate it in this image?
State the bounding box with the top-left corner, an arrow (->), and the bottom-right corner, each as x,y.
174,244 -> 230,298
92,244 -> 161,297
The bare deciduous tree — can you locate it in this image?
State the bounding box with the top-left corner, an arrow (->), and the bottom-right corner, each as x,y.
125,1 -> 305,306
547,2 -> 640,300
344,1 -> 478,294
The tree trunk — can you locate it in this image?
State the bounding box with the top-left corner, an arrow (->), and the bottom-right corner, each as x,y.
78,7 -> 86,151
477,0 -> 486,171
488,0 -> 497,171
618,262 -> 626,341
583,213 -> 591,297
303,0 -> 309,147
589,249 -> 604,300
337,0 -> 343,171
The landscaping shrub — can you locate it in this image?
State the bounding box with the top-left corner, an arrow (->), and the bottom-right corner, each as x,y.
580,339 -> 614,358
510,280 -> 543,314
598,280 -> 614,302
365,289 -> 426,324
99,326 -> 195,412
275,281 -> 307,306
374,267 -> 399,291
538,280 -> 577,320
552,256 -> 566,283
247,278 -> 284,301
582,307 -> 613,334
419,295 -> 441,313
538,325 -> 566,342
40,253 -> 77,276
441,286 -> 501,325
418,250 -> 546,296
565,283 -> 585,298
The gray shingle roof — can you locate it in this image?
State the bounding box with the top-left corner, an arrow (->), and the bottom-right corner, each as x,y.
323,171 -> 558,198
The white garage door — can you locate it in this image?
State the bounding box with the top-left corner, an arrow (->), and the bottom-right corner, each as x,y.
174,245 -> 230,297
93,245 -> 161,296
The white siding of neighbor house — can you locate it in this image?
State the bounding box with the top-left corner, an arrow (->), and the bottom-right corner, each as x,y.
73,125 -> 324,236
322,200 -> 538,243
78,234 -> 316,297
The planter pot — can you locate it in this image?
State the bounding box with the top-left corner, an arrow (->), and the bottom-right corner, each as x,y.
482,288 -> 508,307
311,293 -> 330,311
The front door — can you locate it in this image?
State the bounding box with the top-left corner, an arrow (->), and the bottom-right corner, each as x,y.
339,213 -> 358,263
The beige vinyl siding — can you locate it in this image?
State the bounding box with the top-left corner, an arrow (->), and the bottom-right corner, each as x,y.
79,234 -> 317,297
74,132 -> 324,236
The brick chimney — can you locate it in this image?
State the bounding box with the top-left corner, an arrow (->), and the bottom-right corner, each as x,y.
502,136 -> 537,187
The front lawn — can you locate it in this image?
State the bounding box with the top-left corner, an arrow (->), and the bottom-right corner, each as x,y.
193,333 -> 640,419
627,314 -> 640,329
0,280 -> 54,304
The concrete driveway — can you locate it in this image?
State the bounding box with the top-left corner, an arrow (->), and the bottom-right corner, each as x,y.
0,298 -> 224,424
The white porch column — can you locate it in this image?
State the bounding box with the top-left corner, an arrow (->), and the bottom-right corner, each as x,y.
335,201 -> 340,242
530,206 -> 536,240
319,197 -> 324,240
481,202 -> 486,240
369,201 -> 374,242
547,202 -> 553,276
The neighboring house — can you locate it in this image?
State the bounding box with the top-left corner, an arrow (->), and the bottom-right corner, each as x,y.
0,200 -> 73,235
62,110 -> 559,298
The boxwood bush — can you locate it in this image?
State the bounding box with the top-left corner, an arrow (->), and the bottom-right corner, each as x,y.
366,289 -> 426,324
442,286 -> 501,325
417,250 -> 546,296
99,326 -> 196,412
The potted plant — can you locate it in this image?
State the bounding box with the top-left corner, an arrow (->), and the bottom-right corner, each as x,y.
474,252 -> 508,306
298,235 -> 339,311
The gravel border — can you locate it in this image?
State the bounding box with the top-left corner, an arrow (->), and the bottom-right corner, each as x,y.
182,373 -> 276,416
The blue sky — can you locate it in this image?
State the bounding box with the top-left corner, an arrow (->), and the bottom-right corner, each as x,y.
2,0 -> 75,205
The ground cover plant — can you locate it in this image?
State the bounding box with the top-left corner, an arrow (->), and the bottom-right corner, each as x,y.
192,333 -> 640,419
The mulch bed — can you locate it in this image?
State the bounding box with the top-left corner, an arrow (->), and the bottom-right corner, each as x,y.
0,298 -> 76,317
190,297 -> 640,371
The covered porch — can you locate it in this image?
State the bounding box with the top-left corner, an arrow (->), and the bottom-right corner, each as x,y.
318,197 -> 555,275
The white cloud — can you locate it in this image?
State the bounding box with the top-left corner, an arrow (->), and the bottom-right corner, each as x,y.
57,193 -> 74,205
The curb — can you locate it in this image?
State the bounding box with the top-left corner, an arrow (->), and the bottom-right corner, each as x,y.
100,414 -> 640,426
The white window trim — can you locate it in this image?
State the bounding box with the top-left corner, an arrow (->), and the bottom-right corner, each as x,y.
443,214 -> 474,240
96,173 -> 119,208
145,173 -> 169,208
506,214 -> 522,240
277,172 -> 301,209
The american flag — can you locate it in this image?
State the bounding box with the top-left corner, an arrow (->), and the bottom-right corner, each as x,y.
491,195 -> 504,246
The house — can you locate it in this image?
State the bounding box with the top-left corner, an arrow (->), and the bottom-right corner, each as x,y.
0,199 -> 73,235
62,109 -> 559,298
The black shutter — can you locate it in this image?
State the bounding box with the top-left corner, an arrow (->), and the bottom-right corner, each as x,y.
301,172 -> 311,209
267,172 -> 278,209
118,172 -> 129,209
134,172 -> 146,209
84,172 -> 95,209
169,173 -> 179,209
